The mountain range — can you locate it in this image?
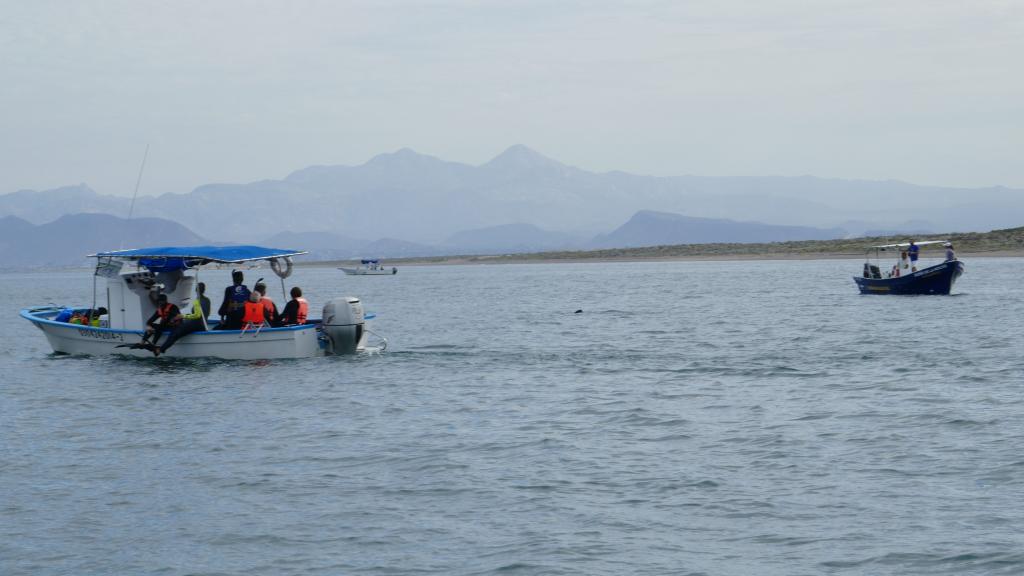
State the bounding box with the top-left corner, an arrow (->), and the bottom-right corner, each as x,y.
0,209 -> 853,267
3,145 -> 1023,263
591,211 -> 846,248
0,214 -> 204,267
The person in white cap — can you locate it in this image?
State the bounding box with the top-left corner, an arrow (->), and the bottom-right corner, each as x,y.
944,242 -> 956,261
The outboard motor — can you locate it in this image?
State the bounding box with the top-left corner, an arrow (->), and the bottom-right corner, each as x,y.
321,297 -> 365,354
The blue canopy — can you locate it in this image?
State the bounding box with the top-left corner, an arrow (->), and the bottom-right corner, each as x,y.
361,259 -> 380,264
92,245 -> 306,272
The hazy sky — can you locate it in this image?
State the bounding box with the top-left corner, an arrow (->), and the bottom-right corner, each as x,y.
2,0 -> 1023,197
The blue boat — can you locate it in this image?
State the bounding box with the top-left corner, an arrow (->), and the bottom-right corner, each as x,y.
853,240 -> 964,295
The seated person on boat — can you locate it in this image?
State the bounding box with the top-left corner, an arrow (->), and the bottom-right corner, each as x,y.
217,270 -> 250,329
143,293 -> 182,348
277,286 -> 309,326
253,282 -> 279,325
155,282 -> 211,357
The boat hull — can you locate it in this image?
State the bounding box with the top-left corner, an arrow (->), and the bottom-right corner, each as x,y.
21,307 -> 328,359
853,260 -> 964,295
340,267 -> 397,275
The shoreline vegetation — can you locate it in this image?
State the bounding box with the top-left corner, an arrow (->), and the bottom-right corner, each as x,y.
10,226 -> 1023,272
314,226 -> 1024,267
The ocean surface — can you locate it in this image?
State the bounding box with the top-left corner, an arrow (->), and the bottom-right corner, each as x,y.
2,257 -> 1023,575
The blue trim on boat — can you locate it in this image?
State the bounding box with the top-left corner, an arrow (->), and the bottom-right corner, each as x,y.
20,308 -> 322,335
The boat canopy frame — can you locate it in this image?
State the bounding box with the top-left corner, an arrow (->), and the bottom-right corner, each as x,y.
869,240 -> 948,252
864,239 -> 949,261
89,245 -> 307,308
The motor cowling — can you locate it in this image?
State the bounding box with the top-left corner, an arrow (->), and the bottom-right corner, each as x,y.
322,297 -> 364,354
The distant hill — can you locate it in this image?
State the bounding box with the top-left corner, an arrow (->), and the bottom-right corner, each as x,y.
433,225 -> 1024,264
1,213 -> 206,267
444,223 -> 581,254
261,230 -> 363,250
260,230 -> 366,261
358,237 -> 442,258
6,146 -> 1024,245
591,210 -> 847,248
258,230 -> 444,259
0,215 -> 35,240
0,184 -> 131,224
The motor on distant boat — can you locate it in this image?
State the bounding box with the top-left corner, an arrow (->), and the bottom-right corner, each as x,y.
321,297 -> 365,354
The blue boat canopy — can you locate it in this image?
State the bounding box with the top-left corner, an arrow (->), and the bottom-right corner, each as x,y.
91,245 -> 306,272
361,259 -> 380,264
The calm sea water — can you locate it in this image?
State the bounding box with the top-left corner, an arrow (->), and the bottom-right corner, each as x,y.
2,258 -> 1023,575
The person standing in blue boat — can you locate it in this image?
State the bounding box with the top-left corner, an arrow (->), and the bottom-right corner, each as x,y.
908,240 -> 920,272
945,242 -> 956,261
217,270 -> 250,329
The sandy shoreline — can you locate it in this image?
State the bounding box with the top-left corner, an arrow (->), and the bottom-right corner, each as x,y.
307,249 -> 1024,268
15,250 -> 1021,273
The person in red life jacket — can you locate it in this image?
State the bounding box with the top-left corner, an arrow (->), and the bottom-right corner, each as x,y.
217,270 -> 250,330
142,293 -> 182,348
154,282 -> 211,357
253,282 -> 278,325
277,286 -> 308,326
242,291 -> 266,328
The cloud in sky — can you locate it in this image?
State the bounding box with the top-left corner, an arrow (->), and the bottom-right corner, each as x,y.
2,0 -> 1022,196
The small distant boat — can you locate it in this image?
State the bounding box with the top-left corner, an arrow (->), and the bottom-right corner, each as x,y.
340,259 -> 397,276
853,240 -> 964,295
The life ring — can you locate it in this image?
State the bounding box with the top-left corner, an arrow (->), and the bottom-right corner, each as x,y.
270,256 -> 293,279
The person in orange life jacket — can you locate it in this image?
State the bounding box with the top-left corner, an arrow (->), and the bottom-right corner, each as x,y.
142,293 -> 182,347
253,282 -> 278,325
242,291 -> 266,327
217,270 -> 250,329
277,286 -> 309,326
154,282 -> 212,357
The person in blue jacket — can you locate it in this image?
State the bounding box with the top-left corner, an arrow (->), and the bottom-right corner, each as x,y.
908,240 -> 920,272
217,270 -> 250,329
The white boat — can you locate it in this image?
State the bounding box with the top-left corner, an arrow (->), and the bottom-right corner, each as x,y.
340,259 -> 397,275
21,245 -> 386,360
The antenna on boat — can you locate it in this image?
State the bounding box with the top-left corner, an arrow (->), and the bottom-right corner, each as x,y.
121,144 -> 150,249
